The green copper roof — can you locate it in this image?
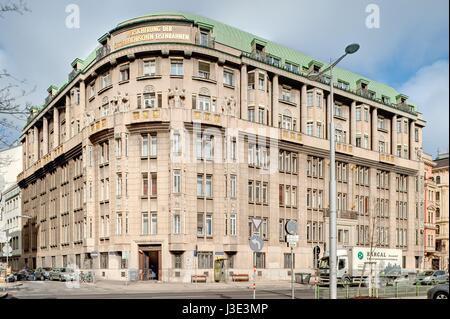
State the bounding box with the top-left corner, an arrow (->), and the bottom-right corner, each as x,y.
120,11 -> 412,110
30,11 -> 416,127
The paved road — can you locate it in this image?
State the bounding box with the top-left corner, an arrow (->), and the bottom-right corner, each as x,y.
5,281 -> 315,299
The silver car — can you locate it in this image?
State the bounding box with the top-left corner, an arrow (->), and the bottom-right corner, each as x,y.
49,267 -> 76,281
416,270 -> 448,285
427,284 -> 449,299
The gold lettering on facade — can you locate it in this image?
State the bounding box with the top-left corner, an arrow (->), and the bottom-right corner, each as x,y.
114,25 -> 190,49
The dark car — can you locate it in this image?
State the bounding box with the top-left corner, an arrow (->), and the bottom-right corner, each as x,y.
427,283 -> 449,299
34,267 -> 52,281
14,269 -> 35,281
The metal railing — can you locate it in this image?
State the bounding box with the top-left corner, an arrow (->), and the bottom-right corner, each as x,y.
314,282 -> 434,299
242,51 -> 417,116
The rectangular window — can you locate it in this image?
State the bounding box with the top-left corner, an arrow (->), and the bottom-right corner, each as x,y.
197,174 -> 203,197
170,60 -> 184,76
205,175 -> 213,197
197,213 -> 204,236
206,214 -> 213,236
141,212 -> 149,235
198,61 -> 210,79
230,213 -> 237,236
258,74 -> 265,91
284,253 -> 295,269
173,212 -> 181,235
307,92 -> 313,107
306,122 -> 313,136
253,252 -> 266,268
230,175 -> 237,198
141,135 -> 149,157
198,252 -> 213,269
150,135 -> 157,157
173,170 -> 181,193
101,72 -> 111,89
223,69 -> 234,86
143,59 -> 156,76
150,212 -> 157,235
356,108 -> 362,121
119,65 -> 130,82
115,138 -> 122,158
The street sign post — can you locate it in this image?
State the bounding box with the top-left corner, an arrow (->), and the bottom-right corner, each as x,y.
284,223 -> 299,300
249,234 -> 264,300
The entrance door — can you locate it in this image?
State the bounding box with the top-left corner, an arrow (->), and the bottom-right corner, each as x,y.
138,245 -> 161,281
432,259 -> 440,270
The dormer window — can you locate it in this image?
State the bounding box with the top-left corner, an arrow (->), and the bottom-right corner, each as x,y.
361,82 -> 367,90
313,65 -> 321,73
382,95 -> 391,104
267,56 -> 280,67
199,30 -> 209,47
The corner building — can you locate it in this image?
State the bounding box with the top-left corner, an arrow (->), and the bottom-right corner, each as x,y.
18,12 -> 427,281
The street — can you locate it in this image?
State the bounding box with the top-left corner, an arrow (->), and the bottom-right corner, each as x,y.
5,280 -> 316,299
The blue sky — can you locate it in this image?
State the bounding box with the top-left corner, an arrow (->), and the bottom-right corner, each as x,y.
0,0 -> 448,156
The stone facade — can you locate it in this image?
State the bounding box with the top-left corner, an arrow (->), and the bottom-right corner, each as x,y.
17,13 -> 426,282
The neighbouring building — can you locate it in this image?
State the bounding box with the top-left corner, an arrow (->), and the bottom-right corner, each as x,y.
17,12 -> 427,282
433,152 -> 449,271
423,152 -> 438,270
0,144 -> 23,269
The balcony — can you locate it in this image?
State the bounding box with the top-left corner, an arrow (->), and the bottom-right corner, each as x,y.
425,246 -> 436,253
336,142 -> 353,156
90,117 -> 109,134
195,36 -> 215,49
192,110 -> 222,126
279,129 -> 302,144
131,108 -> 168,123
96,45 -> 111,61
324,209 -> 358,220
379,153 -> 396,165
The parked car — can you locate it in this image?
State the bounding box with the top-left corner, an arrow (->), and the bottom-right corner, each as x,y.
14,269 -> 35,281
392,273 -> 416,286
49,268 -> 76,281
34,267 -> 52,281
427,283 -> 449,299
415,270 -> 448,285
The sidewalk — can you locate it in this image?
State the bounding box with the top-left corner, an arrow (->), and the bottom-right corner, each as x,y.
87,279 -> 314,293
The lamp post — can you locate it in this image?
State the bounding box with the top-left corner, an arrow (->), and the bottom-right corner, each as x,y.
307,43 -> 359,299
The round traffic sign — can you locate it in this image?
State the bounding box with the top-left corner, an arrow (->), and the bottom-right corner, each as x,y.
249,235 -> 264,252
285,220 -> 298,235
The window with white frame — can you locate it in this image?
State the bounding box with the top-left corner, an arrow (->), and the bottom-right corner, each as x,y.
173,170 -> 181,193
143,59 -> 156,76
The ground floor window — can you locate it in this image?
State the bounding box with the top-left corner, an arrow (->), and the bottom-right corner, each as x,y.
120,251 -> 128,269
197,251 -> 213,269
172,252 -> 183,269
75,254 -> 81,269
226,253 -> 235,269
253,252 -> 266,269
100,252 -> 109,269
62,255 -> 68,267
284,253 -> 295,269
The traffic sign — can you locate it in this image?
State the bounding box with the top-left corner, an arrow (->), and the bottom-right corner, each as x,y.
285,220 -> 298,235
2,244 -> 12,257
252,218 -> 262,230
249,234 -> 264,252
286,234 -> 299,243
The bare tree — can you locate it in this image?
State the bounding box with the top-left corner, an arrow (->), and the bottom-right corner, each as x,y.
0,1 -> 33,150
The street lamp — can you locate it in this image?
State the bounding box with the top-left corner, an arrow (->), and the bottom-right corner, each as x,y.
307,43 -> 359,299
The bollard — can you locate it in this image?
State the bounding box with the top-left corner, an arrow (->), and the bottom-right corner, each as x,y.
346,284 -> 349,299
395,282 -> 398,299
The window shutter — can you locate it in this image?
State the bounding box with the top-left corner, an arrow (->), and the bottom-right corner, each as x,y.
157,93 -> 162,108
192,95 -> 197,110
137,94 -> 142,109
